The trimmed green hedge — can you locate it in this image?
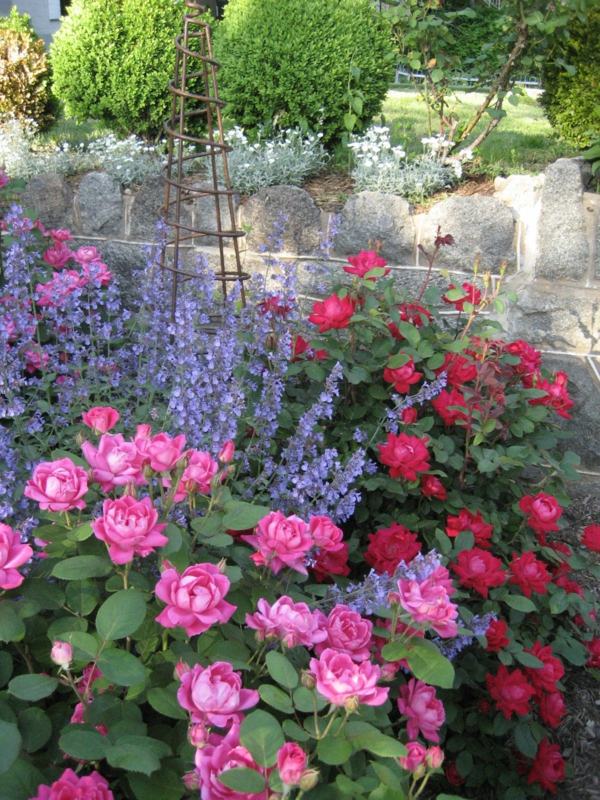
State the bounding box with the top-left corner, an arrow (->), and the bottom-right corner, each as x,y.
540,5 -> 600,148
212,0 -> 396,144
50,0 -> 184,138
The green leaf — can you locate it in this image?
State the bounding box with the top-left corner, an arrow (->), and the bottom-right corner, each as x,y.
406,643 -> 455,689
351,731 -> 407,758
514,721 -> 538,758
0,758 -> 47,800
17,708 -> 52,753
381,642 -> 409,662
292,686 -> 327,713
240,710 -> 285,768
58,631 -> 99,661
0,603 -> 25,643
222,502 -> 271,531
504,595 -> 536,613
97,649 -> 146,686
52,556 -> 112,581
160,524 -> 183,556
66,580 -> 100,615
317,737 -> 353,765
259,684 -> 294,714
147,687 -> 189,720
106,743 -> 161,775
8,674 -> 58,701
218,768 -> 266,794
129,770 -> 185,800
282,719 -> 310,742
430,68 -> 444,83
59,724 -> 110,760
398,321 -> 420,348
66,521 -> 94,542
455,750 -> 473,777
0,720 -> 21,775
513,651 -> 544,669
265,651 -> 299,689
47,616 -> 88,641
96,589 -> 146,640
22,579 -> 66,610
0,652 -> 13,688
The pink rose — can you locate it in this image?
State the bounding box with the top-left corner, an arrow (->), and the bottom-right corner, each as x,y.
82,406 -> 120,434
24,346 -> 50,374
278,743 -> 307,786
171,450 -> 219,501
73,246 -> 102,264
25,458 -> 88,513
92,496 -> 168,564
49,229 -> 73,243
30,769 -> 113,800
0,523 -> 33,590
309,649 -> 389,709
177,662 -> 259,727
314,605 -> 373,662
51,641 -> 73,666
398,741 -> 427,773
242,511 -> 313,575
43,243 -> 73,269
398,569 -> 459,637
398,679 -> 445,742
82,433 -> 145,492
81,261 -> 113,287
245,596 -> 327,649
309,515 -> 344,552
145,432 -> 186,473
195,733 -> 263,800
155,563 -> 236,636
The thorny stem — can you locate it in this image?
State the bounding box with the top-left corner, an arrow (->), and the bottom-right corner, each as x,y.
317,707 -> 341,740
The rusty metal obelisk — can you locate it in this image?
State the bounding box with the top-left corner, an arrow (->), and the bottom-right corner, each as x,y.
160,0 -> 247,318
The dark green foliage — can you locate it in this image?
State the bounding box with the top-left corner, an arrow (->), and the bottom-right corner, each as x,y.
50,0 -> 185,138
540,4 -> 600,147
443,3 -> 506,72
212,0 -> 396,144
0,8 -> 55,130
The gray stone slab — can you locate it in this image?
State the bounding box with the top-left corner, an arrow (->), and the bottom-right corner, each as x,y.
420,195 -> 516,273
22,173 -> 74,231
536,159 -> 589,281
333,191 -> 415,265
77,171 -> 123,237
242,185 -> 321,255
192,179 -> 242,248
540,354 -> 600,473
128,175 -> 192,242
504,280 -> 600,353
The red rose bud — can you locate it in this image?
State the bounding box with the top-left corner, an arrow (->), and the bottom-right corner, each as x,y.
401,407 -> 418,424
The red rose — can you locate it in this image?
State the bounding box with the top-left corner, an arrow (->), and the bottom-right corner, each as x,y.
484,619 -> 510,652
504,340 -> 542,377
383,356 -> 423,393
420,475 -> 447,500
523,642 -> 564,694
519,493 -> 562,534
432,387 -> 470,426
527,739 -> 566,793
585,637 -> 600,668
388,303 -> 432,338
292,335 -> 328,362
445,762 -> 465,786
528,371 -> 574,419
553,574 -> 584,597
539,691 -> 566,728
451,548 -> 506,598
486,665 -> 535,719
344,250 -> 389,278
257,295 -> 295,316
377,433 -> 430,482
582,523 -> 600,552
311,543 -> 350,583
442,282 -> 482,311
308,294 -> 356,333
509,551 -> 551,598
446,509 -> 494,549
364,523 -> 422,575
433,353 -> 477,387
401,407 -> 418,424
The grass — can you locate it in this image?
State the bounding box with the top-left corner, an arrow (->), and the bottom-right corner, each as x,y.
379,86 -> 576,176
38,108 -> 112,150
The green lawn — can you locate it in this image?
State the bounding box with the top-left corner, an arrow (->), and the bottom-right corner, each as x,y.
380,87 -> 575,175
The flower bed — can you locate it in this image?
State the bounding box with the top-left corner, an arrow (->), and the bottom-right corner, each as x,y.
1,170 -> 600,800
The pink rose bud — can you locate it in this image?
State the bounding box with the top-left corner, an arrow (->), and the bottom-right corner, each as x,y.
174,661 -> 191,680
380,662 -> 400,682
344,695 -> 360,713
218,440 -> 235,464
51,641 -> 73,667
188,722 -> 209,748
82,406 -> 120,434
182,771 -> 200,791
136,424 -> 152,439
387,591 -> 401,606
277,743 -> 307,786
425,746 -> 444,769
299,769 -> 320,791
301,671 -> 316,690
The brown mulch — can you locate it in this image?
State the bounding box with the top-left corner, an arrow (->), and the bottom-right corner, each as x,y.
301,173 -> 356,212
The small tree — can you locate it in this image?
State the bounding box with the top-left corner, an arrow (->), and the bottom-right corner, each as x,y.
384,0 -> 594,155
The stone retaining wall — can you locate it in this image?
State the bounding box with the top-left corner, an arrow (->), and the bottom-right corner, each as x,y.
16,158 -> 600,474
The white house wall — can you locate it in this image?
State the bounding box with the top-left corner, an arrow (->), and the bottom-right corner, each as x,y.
2,0 -> 61,47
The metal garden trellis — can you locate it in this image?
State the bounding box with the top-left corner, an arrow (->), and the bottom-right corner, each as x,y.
160,0 -> 248,320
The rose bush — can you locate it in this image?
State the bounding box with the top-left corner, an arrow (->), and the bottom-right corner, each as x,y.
1,188 -> 600,800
